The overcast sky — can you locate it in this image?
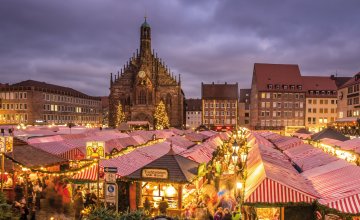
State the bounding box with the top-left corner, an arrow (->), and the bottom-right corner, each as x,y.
1,0 -> 360,98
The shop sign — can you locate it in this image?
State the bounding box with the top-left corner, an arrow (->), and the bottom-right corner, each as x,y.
105,183 -> 117,203
141,168 -> 168,179
0,136 -> 13,153
104,167 -> 117,173
105,173 -> 116,182
86,141 -> 105,159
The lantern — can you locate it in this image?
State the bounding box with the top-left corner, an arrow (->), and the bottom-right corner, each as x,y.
232,141 -> 239,153
240,151 -> 247,164
232,152 -> 238,164
224,152 -> 230,162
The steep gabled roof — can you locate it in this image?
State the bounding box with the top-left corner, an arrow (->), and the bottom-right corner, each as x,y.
126,148 -> 199,183
201,83 -> 238,100
253,63 -> 303,91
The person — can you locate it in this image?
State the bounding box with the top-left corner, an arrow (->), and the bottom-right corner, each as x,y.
74,188 -> 84,220
222,208 -> 232,220
14,183 -> 24,202
84,188 -> 97,207
214,207 -> 223,220
33,181 -> 43,210
62,182 -> 72,215
159,197 -> 169,215
15,197 -> 29,220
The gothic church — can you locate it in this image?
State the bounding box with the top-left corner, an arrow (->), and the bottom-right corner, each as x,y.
109,19 -> 184,128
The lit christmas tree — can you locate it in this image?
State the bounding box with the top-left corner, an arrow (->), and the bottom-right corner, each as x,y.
116,103 -> 126,127
154,101 -> 169,130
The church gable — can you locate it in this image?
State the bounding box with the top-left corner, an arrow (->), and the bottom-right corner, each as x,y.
108,18 -> 184,128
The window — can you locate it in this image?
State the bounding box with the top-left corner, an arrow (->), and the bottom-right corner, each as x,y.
283,85 -> 288,90
138,90 -> 146,104
266,102 -> 270,108
308,99 -> 312,104
268,84 -> 273,89
273,102 -> 277,108
308,108 -> 312,113
313,108 -> 317,113
277,102 -> 281,108
261,102 -> 266,108
266,93 -> 271,99
319,108 -> 323,113
261,93 -> 266,99
300,102 -> 304,108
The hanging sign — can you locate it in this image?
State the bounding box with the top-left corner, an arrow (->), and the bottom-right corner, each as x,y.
141,168 -> 168,179
105,183 -> 117,203
86,141 -> 105,159
0,136 -> 13,153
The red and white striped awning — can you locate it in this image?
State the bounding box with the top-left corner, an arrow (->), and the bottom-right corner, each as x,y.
246,178 -> 317,203
72,165 -> 101,181
59,148 -> 85,160
327,194 -> 360,214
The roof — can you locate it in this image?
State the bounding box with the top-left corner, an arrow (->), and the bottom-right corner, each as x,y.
5,138 -> 68,169
339,72 -> 360,89
239,89 -> 251,103
311,128 -> 349,142
185,98 -> 202,111
302,76 -> 337,94
126,147 -> 199,183
295,128 -> 312,134
201,83 -> 238,100
7,80 -> 100,100
253,63 -> 303,91
332,76 -> 352,88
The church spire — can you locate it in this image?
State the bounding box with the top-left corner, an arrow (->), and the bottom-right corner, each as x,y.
140,17 -> 151,56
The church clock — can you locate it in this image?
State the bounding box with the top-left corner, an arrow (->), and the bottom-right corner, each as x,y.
138,70 -> 146,78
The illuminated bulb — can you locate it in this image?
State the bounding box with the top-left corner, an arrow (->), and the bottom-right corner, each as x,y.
236,182 -> 243,189
165,185 -> 176,197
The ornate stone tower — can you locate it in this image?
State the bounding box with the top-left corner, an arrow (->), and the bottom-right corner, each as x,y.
108,18 -> 184,128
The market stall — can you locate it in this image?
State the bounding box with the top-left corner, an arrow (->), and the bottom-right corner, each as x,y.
125,146 -> 201,217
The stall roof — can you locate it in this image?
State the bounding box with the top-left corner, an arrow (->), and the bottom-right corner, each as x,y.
302,161 -> 360,214
311,128 -> 349,142
185,132 -> 209,142
336,138 -> 360,152
126,147 -> 199,183
245,134 -> 320,204
166,136 -> 195,149
5,138 -> 68,169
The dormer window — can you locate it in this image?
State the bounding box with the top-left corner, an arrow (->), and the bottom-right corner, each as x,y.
355,74 -> 360,81
290,85 -> 295,90
327,91 -> 331,95
268,84 -> 273,89
283,85 -> 288,89
275,84 -> 280,89
297,85 -> 302,90
332,91 -> 336,95
316,91 -> 319,95
310,91 -> 314,95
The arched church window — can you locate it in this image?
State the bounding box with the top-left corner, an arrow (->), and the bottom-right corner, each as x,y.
138,90 -> 146,105
166,93 -> 172,107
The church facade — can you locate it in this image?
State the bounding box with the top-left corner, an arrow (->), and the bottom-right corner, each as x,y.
108,19 -> 185,128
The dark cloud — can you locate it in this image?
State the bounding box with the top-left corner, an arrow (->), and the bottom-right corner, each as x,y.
1,0 -> 360,98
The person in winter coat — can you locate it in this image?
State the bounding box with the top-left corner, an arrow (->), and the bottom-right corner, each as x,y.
73,189 -> 84,220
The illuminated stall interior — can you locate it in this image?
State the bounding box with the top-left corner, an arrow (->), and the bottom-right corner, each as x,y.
126,148 -> 200,216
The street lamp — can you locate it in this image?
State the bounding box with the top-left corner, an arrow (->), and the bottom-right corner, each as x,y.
232,141 -> 239,153
224,152 -> 230,162
232,152 -> 238,164
240,151 -> 248,164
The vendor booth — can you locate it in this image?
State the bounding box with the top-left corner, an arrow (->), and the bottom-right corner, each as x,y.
125,147 -> 201,217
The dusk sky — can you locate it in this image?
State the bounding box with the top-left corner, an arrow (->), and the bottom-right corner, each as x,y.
1,0 -> 360,98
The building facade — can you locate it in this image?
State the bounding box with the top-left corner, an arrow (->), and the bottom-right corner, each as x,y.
250,63 -> 306,130
239,89 -> 251,127
303,76 -> 338,132
337,73 -> 360,121
185,99 -> 202,130
0,80 -> 101,125
109,19 -> 184,128
201,82 -> 238,130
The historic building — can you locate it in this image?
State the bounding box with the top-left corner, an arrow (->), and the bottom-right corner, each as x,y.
185,98 -> 202,130
303,76 -> 338,132
0,80 -> 101,125
109,19 -> 184,128
250,63 -> 306,130
239,89 -> 251,127
201,82 -> 238,131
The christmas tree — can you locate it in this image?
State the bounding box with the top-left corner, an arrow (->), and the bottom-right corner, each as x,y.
116,103 -> 126,127
154,101 -> 170,130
